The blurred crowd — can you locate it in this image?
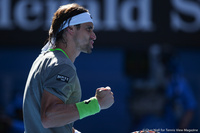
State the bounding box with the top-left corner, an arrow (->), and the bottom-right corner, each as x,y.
126,44 -> 197,132
0,92 -> 24,133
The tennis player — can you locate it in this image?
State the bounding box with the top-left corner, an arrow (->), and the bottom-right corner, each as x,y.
23,3 -> 114,133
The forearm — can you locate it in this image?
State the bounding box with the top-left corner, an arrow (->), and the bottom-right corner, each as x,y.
40,87 -> 114,129
41,103 -> 79,128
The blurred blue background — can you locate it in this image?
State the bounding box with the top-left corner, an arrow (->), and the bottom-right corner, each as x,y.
0,0 -> 200,132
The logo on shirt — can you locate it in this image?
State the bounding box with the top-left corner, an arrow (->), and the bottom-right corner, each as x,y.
56,74 -> 69,83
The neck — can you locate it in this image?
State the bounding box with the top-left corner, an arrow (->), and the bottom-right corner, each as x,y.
55,41 -> 80,63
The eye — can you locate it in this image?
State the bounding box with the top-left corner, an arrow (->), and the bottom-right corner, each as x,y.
86,26 -> 93,32
87,28 -> 91,32
87,28 -> 91,31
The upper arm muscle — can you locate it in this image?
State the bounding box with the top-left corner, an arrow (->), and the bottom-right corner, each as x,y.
40,89 -> 79,128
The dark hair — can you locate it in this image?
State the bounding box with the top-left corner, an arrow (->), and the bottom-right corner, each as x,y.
47,3 -> 88,45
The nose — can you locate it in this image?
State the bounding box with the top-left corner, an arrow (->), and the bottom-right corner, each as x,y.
91,31 -> 97,41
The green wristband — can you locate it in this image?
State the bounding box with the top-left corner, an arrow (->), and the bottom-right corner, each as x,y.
76,97 -> 100,119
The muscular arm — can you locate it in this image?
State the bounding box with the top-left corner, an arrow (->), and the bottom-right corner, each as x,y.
40,87 -> 114,129
40,90 -> 79,128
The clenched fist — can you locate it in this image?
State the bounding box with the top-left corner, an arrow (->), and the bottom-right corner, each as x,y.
95,86 -> 114,110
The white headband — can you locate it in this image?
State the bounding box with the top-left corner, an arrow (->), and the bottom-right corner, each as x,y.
59,12 -> 93,32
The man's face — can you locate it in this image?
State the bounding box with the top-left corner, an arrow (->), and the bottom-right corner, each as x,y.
73,22 -> 96,54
